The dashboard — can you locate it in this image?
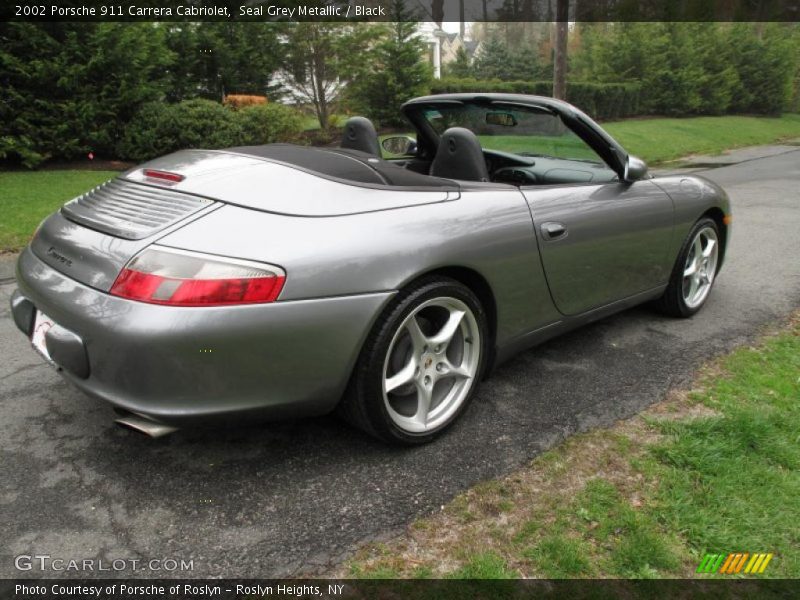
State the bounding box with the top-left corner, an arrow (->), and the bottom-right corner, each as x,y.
484,149 -> 619,186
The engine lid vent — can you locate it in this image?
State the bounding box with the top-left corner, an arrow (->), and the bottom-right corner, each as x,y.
61,179 -> 213,240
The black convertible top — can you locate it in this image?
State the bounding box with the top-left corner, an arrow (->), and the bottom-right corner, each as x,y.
227,144 -> 455,189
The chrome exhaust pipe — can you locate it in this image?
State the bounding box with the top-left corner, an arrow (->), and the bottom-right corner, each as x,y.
115,413 -> 178,438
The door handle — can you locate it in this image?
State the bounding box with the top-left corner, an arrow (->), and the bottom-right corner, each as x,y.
541,221 -> 567,240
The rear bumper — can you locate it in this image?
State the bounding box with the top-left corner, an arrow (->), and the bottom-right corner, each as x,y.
12,247 -> 393,424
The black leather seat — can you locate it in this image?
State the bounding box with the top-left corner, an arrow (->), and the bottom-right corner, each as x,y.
429,127 -> 490,182
340,117 -> 381,157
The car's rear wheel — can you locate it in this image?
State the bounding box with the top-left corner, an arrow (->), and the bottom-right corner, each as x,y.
656,217 -> 721,317
339,277 -> 488,444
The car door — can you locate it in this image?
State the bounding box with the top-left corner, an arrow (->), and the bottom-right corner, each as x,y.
523,180 -> 674,316
400,96 -> 676,318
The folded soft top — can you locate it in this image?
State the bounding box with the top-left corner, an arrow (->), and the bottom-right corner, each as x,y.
227,144 -> 455,189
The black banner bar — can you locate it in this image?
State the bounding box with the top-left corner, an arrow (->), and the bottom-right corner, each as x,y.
2,0 -> 800,23
3,579 -> 800,600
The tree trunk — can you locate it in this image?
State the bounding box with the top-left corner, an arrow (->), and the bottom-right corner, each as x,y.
316,83 -> 329,130
311,42 -> 328,130
553,0 -> 569,100
310,72 -> 328,130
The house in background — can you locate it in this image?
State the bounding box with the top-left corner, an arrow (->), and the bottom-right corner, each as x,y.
418,23 -> 483,79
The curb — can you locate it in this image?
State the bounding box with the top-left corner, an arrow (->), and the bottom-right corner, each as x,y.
0,253 -> 18,285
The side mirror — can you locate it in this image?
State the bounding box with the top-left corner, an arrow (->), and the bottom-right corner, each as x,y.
381,136 -> 417,157
623,155 -> 648,182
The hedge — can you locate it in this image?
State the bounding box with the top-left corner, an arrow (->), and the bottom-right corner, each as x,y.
429,78 -> 642,121
117,100 -> 304,163
235,104 -> 305,147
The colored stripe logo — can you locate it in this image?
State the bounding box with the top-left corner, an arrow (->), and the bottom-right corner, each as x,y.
697,552 -> 774,574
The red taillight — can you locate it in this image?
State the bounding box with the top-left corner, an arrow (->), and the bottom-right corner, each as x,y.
110,246 -> 285,306
143,169 -> 185,183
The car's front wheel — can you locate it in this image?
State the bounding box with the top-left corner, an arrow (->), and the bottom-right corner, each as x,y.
656,217 -> 721,317
340,277 -> 488,444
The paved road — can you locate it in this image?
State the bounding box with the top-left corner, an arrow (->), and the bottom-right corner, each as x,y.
1,149 -> 799,579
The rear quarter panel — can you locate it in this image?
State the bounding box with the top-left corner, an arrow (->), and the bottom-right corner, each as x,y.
158,187 -> 559,348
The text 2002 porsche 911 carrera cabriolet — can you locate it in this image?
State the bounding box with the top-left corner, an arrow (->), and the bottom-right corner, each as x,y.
11,94 -> 730,444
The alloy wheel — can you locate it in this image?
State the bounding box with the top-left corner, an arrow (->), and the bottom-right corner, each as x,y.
382,297 -> 481,434
682,226 -> 719,309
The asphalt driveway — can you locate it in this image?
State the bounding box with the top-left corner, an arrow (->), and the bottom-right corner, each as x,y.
1,148 -> 798,578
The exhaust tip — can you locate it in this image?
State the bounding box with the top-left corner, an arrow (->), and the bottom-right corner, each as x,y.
115,412 -> 178,438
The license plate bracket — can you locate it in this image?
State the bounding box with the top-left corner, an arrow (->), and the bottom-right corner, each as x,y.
31,309 -> 56,364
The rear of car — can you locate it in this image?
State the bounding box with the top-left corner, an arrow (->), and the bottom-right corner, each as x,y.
10,152 -> 403,427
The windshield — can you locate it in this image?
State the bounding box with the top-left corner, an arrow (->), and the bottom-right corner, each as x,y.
421,103 -> 603,164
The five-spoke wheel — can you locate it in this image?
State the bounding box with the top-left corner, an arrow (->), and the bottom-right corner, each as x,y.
382,297 -> 481,434
682,226 -> 719,309
339,278 -> 487,444
657,217 -> 722,317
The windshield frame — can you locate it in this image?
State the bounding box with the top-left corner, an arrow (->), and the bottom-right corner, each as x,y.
402,94 -> 629,179
420,102 -> 606,165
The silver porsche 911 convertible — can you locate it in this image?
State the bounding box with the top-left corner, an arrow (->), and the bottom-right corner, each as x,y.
11,93 -> 730,444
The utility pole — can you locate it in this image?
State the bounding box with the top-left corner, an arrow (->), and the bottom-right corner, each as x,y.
553,0 -> 569,100
432,0 -> 443,25
431,0 -> 444,79
460,0 -> 465,39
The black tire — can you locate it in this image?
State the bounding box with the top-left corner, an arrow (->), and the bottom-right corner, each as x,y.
655,217 -> 721,318
338,277 -> 489,445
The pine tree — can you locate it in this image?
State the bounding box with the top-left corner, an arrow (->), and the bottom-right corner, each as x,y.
472,37 -> 512,80
348,0 -> 432,128
447,46 -> 473,79
0,23 -> 174,164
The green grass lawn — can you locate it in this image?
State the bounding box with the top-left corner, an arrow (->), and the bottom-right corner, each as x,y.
468,114 -> 800,164
346,315 -> 800,578
0,170 -> 117,252
478,134 -> 601,161
604,114 -> 800,164
302,113 -> 349,131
